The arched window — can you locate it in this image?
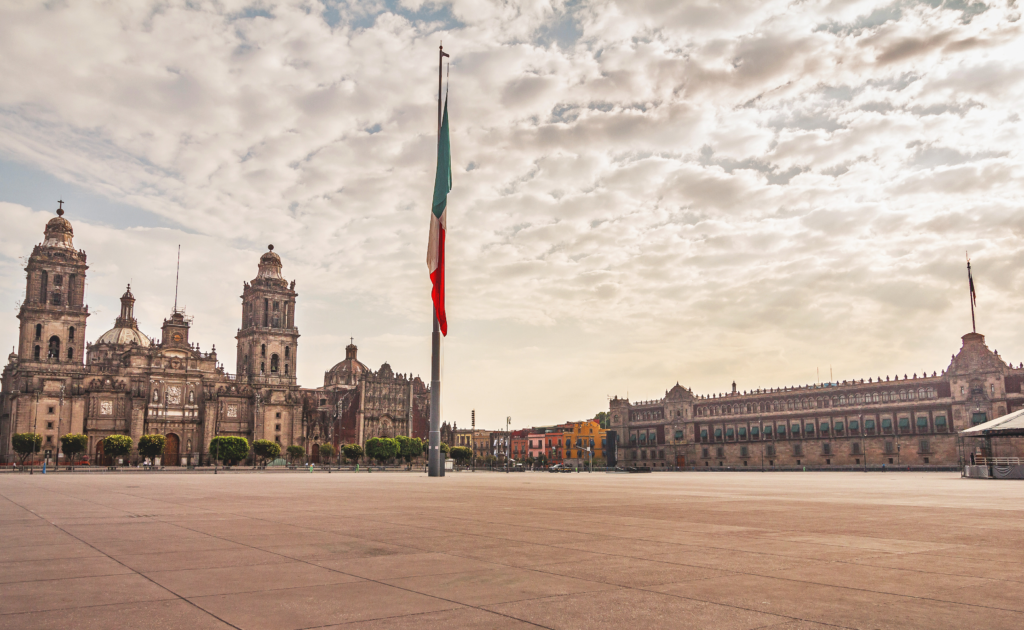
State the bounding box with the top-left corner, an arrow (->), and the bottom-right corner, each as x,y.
260,362 -> 265,374
48,336 -> 61,359
872,393 -> 879,402
51,291 -> 62,306
67,348 -> 74,360
40,270 -> 48,302
69,327 -> 75,342
54,274 -> 63,287
285,346 -> 290,359
839,395 -> 846,405
899,390 -> 907,400
35,324 -> 42,340
33,345 -> 41,359
261,344 -> 266,357
284,364 -> 289,375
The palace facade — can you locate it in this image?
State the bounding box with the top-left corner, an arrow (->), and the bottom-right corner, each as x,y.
610,332 -> 1024,469
0,206 -> 428,465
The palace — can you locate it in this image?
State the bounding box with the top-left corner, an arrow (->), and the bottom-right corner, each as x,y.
609,331 -> 1024,469
0,206 -> 428,465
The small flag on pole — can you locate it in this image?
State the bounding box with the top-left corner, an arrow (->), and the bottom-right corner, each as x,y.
427,97 -> 452,336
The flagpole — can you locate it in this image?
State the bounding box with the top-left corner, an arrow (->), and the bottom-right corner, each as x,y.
967,252 -> 976,334
429,43 -> 449,478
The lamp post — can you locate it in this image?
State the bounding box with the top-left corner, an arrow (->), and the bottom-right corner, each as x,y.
57,382 -> 64,470
31,391 -> 40,474
505,416 -> 511,473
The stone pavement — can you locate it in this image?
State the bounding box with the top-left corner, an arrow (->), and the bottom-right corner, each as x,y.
1,471 -> 1022,630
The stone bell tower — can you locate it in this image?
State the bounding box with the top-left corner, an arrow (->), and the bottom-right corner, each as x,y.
17,202 -> 89,366
235,245 -> 299,385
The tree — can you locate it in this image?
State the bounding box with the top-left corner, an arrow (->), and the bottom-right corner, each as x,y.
595,411 -> 609,429
286,445 -> 305,464
365,437 -> 399,464
342,443 -> 363,464
59,433 -> 88,466
137,434 -> 166,463
319,443 -> 336,465
253,439 -> 281,465
449,446 -> 472,465
12,433 -> 42,465
397,435 -> 423,463
103,435 -> 133,464
536,453 -> 548,468
209,436 -> 249,466
440,442 -> 450,455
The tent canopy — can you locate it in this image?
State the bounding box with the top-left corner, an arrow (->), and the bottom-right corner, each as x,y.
959,408 -> 1024,437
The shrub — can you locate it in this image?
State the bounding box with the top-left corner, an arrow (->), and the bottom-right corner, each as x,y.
342,443 -> 363,464
209,436 -> 249,466
103,435 -> 133,462
440,442 -> 450,455
449,446 -> 472,464
319,443 -> 336,464
12,433 -> 42,464
397,435 -> 423,463
137,434 -> 166,461
286,445 -> 305,463
365,437 -> 399,464
60,433 -> 88,464
253,439 -> 281,465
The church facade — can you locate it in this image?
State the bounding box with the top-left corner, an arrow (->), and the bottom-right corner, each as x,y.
0,206 -> 427,465
609,332 -> 1024,469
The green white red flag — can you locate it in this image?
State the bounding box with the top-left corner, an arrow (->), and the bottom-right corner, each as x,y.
427,97 -> 451,335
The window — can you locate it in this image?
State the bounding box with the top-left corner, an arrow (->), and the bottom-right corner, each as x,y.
849,420 -> 859,431
919,440 -> 930,453
67,348 -> 73,360
261,344 -> 266,357
716,446 -> 724,458
270,354 -> 279,373
674,430 -> 683,439
51,291 -> 62,305
54,275 -> 63,287
700,429 -> 708,441
740,446 -> 748,457
46,435 -> 52,444
260,362 -> 265,374
284,364 -> 289,375
935,416 -> 947,430
32,345 -> 40,358
793,444 -> 803,456
702,447 -> 710,458
751,427 -> 760,437
898,417 -> 910,431
726,428 -> 734,438
881,418 -> 892,430
971,413 -> 987,425
48,335 -> 61,359
820,422 -> 829,434
738,427 -> 747,438
960,386 -> 965,395
285,346 -> 290,359
68,327 -> 75,342
714,428 -> 722,438
35,323 -> 42,340
805,422 -> 814,434
47,421 -> 53,429
822,443 -> 832,455
851,442 -> 861,455
865,419 -> 875,431
764,425 -> 772,436
916,417 -> 928,429
834,421 -> 844,432
885,441 -> 894,454
765,445 -> 775,457
275,424 -> 281,431
48,407 -> 55,414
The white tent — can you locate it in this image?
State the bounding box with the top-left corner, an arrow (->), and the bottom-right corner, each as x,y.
959,408 -> 1024,438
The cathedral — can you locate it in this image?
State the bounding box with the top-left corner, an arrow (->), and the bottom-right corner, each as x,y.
0,205 -> 428,465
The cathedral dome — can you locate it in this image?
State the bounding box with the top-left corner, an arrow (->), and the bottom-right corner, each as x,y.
96,326 -> 152,347
43,206 -> 75,249
257,244 -> 285,281
326,341 -> 368,386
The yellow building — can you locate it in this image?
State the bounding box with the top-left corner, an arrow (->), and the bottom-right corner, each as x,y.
562,420 -> 607,466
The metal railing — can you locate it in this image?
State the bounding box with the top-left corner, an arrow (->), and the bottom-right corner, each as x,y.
975,457 -> 1021,466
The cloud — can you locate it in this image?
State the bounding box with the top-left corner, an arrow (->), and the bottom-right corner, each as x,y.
1,0 -> 1023,426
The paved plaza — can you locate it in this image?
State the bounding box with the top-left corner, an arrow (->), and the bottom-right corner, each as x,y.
0,471 -> 1022,630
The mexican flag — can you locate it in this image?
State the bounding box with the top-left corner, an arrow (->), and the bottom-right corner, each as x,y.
427,97 -> 451,336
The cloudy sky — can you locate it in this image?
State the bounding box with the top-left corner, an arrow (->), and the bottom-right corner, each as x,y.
1,0 -> 1022,429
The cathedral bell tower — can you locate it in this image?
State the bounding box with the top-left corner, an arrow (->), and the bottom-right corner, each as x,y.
235,245 -> 299,384
17,203 -> 89,365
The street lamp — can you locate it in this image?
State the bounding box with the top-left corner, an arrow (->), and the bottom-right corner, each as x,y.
505,416 -> 511,473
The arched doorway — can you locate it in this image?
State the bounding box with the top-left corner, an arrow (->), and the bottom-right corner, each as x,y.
164,433 -> 180,466
311,443 -> 320,463
95,440 -> 111,466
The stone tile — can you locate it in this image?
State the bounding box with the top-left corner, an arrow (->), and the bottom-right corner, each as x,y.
484,587 -> 789,630
317,606 -> 540,629
0,573 -> 174,614
190,580 -> 459,630
316,551 -> 502,580
0,599 -> 235,630
383,566 -> 618,606
143,559 -> 364,597
114,546 -> 287,573
533,553 -> 734,587
0,541 -> 102,563
0,555 -> 132,584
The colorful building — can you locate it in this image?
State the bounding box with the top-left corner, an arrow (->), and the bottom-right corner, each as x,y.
562,419 -> 607,466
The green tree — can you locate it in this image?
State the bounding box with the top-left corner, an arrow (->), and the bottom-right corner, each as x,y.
59,433 -> 88,466
137,434 -> 166,462
103,435 -> 133,464
449,446 -> 472,465
536,453 -> 548,468
397,435 -> 423,463
440,442 -> 450,455
209,436 -> 249,466
253,439 -> 281,465
342,443 -> 363,464
595,411 -> 609,429
12,432 -> 42,465
286,445 -> 305,464
319,443 -> 336,465
365,437 -> 399,464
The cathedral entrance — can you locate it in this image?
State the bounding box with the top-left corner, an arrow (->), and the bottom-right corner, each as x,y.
164,433 -> 180,466
311,443 -> 320,464
95,441 -> 111,466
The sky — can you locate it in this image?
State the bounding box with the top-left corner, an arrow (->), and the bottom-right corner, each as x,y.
1,0 -> 1022,430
